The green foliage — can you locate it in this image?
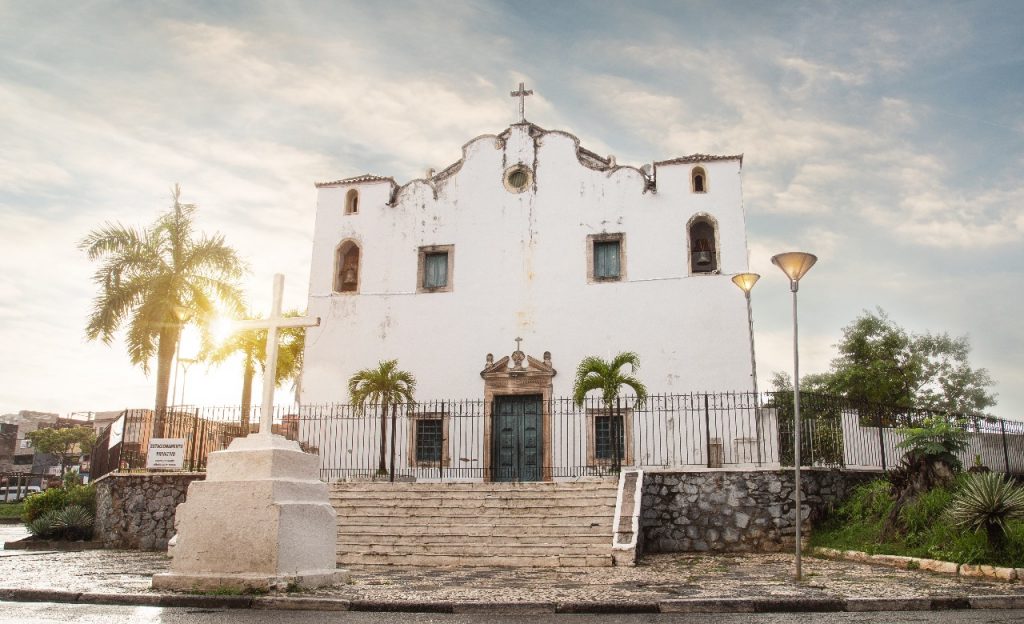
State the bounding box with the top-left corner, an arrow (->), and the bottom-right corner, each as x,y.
0,502 -> 25,519
838,480 -> 893,522
947,472 -> 1024,547
772,308 -> 997,419
202,309 -> 307,418
26,512 -> 58,539
80,184 -> 246,413
52,505 -> 95,541
896,415 -> 968,471
812,476 -> 1024,567
26,426 -> 97,476
22,484 -> 95,524
348,359 -> 417,474
572,352 -> 648,409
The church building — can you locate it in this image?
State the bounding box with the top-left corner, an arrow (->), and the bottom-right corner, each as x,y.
300,86 -> 759,479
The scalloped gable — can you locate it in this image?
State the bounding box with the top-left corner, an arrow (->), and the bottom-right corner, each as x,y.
315,125 -> 741,199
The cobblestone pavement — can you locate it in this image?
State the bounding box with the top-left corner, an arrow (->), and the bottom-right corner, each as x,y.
2,532 -> 1024,604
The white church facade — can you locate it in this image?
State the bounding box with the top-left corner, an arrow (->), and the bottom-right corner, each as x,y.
299,90 -> 765,481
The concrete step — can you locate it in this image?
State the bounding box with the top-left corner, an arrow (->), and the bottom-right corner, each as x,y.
330,481 -> 617,492
336,523 -> 611,537
332,481 -> 619,567
336,516 -> 613,529
336,532 -> 612,546
338,541 -> 610,556
337,551 -> 614,567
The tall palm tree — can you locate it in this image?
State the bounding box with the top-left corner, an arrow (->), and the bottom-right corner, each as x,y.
204,310 -> 306,429
572,352 -> 649,409
573,352 -> 648,468
348,360 -> 416,474
80,185 -> 245,429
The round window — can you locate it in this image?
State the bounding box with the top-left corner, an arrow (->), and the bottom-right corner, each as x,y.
503,165 -> 532,193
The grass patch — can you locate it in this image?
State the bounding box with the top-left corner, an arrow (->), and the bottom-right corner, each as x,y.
0,502 -> 25,519
810,477 -> 1024,568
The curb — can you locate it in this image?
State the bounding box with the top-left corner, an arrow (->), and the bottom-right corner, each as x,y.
1,588 -> 1023,612
813,547 -> 1022,583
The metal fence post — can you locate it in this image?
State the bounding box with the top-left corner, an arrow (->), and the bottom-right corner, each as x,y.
1001,418 -> 1011,474
613,397 -> 621,473
875,408 -> 887,472
389,403 -> 398,483
704,393 -> 712,467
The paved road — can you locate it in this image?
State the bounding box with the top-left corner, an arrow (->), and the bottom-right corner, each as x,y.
2,603 -> 1024,624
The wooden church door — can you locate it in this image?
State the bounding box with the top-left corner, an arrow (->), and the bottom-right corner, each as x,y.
491,394 -> 543,481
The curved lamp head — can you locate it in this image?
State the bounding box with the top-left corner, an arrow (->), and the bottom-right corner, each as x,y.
771,252 -> 817,291
731,272 -> 760,294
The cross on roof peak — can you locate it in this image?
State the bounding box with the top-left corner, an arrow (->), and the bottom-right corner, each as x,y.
510,82 -> 533,123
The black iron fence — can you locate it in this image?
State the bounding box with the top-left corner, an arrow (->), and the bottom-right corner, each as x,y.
88,392 -> 1024,481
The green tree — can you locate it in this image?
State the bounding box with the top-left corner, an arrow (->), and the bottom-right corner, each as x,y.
25,426 -> 97,477
204,310 -> 306,429
776,309 -> 997,418
80,185 -> 246,422
348,360 -> 416,474
572,353 -> 648,409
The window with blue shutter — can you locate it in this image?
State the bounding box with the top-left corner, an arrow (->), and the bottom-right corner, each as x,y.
424,252 -> 448,288
594,240 -> 620,280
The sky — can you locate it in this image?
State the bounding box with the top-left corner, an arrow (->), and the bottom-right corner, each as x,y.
1,1 -> 1022,420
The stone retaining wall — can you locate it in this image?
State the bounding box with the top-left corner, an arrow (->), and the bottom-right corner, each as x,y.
641,469 -> 879,553
93,473 -> 205,550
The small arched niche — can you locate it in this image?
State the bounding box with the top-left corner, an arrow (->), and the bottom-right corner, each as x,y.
334,240 -> 361,293
687,214 -> 719,274
344,189 -> 359,215
691,166 -> 707,193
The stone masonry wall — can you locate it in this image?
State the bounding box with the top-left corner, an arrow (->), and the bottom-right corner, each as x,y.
94,473 -> 205,550
641,469 -> 879,553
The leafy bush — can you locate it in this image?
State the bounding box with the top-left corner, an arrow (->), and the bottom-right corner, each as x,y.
895,415 -> 968,471
22,483 -> 95,538
25,512 -> 58,539
53,505 -> 94,541
947,472 -> 1024,547
812,474 -> 1024,567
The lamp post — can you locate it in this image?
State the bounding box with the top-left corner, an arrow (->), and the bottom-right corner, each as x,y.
177,357 -> 197,407
169,305 -> 192,410
771,251 -> 817,581
731,272 -> 761,464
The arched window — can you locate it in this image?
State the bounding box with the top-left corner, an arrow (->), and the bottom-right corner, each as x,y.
345,189 -> 359,215
691,167 -> 707,193
334,240 -> 360,293
687,215 -> 718,274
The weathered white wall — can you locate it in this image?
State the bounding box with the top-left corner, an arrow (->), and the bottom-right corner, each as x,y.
302,125 -> 755,403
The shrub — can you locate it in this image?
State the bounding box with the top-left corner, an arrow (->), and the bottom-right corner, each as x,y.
948,472 -> 1024,548
896,415 -> 968,472
25,511 -> 58,539
838,479 -> 892,522
22,483 -> 96,537
53,505 -> 94,541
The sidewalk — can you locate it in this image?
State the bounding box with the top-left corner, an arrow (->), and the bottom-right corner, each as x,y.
2,524 -> 1023,613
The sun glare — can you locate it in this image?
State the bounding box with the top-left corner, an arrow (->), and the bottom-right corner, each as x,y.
210,315 -> 237,346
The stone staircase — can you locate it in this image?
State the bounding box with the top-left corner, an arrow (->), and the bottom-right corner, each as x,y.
330,480 -> 620,567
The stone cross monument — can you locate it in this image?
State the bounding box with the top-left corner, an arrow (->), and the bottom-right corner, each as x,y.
153,274 -> 346,592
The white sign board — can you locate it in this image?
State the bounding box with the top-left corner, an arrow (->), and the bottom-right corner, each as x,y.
146,438 -> 186,469
108,414 -> 125,449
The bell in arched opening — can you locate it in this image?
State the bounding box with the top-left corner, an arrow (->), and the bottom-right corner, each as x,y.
694,238 -> 713,267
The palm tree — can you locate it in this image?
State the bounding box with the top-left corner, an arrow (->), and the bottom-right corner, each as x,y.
572,352 -> 649,409
80,185 -> 245,430
348,360 -> 416,474
203,310 -> 306,430
572,352 -> 648,468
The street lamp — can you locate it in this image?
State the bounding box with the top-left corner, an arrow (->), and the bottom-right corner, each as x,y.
731,272 -> 761,464
177,357 -> 197,407
771,251 -> 817,581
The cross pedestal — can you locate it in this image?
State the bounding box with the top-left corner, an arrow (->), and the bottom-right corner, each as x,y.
152,274 -> 346,592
